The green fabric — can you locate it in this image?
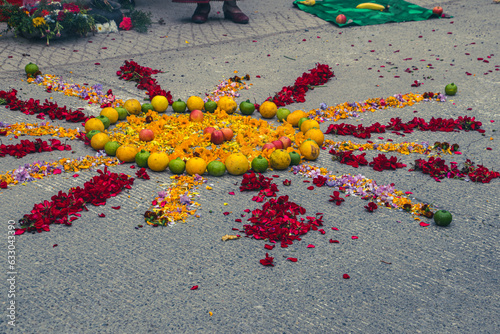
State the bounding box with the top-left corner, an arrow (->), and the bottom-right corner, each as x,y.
293,0 -> 447,27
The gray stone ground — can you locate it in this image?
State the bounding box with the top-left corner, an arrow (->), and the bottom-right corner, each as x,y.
1,0 -> 499,332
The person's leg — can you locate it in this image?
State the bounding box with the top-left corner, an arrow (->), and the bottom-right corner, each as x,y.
191,1 -> 211,24
223,0 -> 249,24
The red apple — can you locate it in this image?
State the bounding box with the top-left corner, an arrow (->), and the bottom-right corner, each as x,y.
210,130 -> 225,145
336,14 -> 346,24
432,6 -> 443,15
203,127 -> 216,135
278,136 -> 292,149
189,109 -> 204,122
272,140 -> 284,150
139,129 -> 154,142
262,142 -> 275,151
221,128 -> 234,141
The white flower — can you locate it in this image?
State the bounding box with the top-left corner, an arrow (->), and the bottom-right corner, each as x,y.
102,22 -> 110,33
95,23 -> 104,33
109,20 -> 118,33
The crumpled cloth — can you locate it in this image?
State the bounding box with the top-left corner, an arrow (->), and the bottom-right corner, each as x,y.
294,0 -> 450,27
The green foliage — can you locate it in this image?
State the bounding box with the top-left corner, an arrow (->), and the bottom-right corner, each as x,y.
126,9 -> 152,34
0,0 -> 95,45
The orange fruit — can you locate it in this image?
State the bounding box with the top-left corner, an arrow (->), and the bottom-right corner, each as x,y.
217,96 -> 238,114
151,95 -> 169,112
90,132 -> 110,150
84,118 -> 105,132
304,127 -> 324,146
100,107 -> 119,124
225,153 -> 249,175
124,99 -> 142,115
116,145 -> 139,163
299,139 -> 320,160
269,149 -> 291,170
286,110 -> 307,126
147,152 -> 170,172
186,96 -> 205,112
300,119 -> 320,133
185,157 -> 207,175
259,101 -> 278,119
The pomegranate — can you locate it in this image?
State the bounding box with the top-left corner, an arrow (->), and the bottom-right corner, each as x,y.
189,109 -> 204,122
336,14 -> 346,24
262,142 -> 276,151
272,140 -> 284,150
203,127 -> 216,135
432,6 -> 443,15
279,136 -> 292,149
221,128 -> 234,141
210,130 -> 225,145
139,129 -> 154,142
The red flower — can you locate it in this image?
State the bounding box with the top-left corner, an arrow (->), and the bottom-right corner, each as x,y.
329,149 -> 368,168
369,154 -> 407,172
63,3 -> 80,13
364,202 -> 378,212
283,179 -> 291,186
343,274 -> 350,279
260,253 -> 274,266
119,17 -> 133,30
329,191 -> 345,205
135,168 -> 150,180
313,175 -> 328,187
0,181 -> 7,189
264,244 -> 274,250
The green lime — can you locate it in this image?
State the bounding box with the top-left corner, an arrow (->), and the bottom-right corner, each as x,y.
168,157 -> 186,174
276,108 -> 291,122
207,160 -> 226,176
239,100 -> 255,115
445,83 -> 457,96
289,151 -> 301,166
104,141 -> 121,156
115,107 -> 128,120
434,210 -> 452,226
25,62 -> 39,75
96,115 -> 110,129
172,99 -> 187,113
135,149 -> 151,168
298,117 -> 309,129
251,155 -> 268,173
86,130 -> 100,140
141,103 -> 154,113
204,99 -> 218,113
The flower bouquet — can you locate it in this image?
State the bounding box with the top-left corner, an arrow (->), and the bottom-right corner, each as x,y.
0,0 -> 96,45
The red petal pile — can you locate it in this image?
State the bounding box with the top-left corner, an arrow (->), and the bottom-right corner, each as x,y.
262,63 -> 334,107
116,60 -> 173,103
243,195 -> 323,248
0,138 -> 71,158
0,89 -> 88,122
15,168 -> 134,234
325,116 -> 485,138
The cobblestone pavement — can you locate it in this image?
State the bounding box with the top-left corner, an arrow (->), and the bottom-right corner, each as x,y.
1,0 -> 499,333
